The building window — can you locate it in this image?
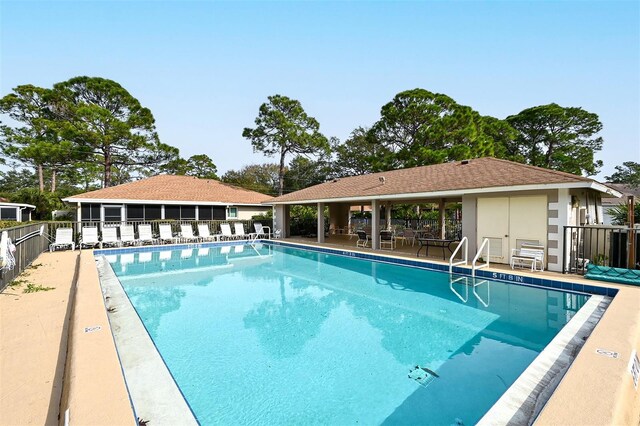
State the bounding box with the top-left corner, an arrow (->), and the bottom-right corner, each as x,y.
228,207 -> 238,219
81,204 -> 100,221
104,206 -> 122,222
181,206 -> 196,220
213,207 -> 226,220
0,207 -> 17,221
126,204 -> 144,220
199,206 -> 213,221
145,205 -> 161,220
165,205 -> 180,220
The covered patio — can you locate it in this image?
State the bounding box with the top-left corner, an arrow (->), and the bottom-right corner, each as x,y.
268,158 -> 621,272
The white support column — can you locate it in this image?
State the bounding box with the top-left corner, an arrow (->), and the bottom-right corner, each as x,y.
371,200 -> 380,250
317,202 -> 325,243
439,198 -> 446,239
385,202 -> 392,230
551,188 -> 572,273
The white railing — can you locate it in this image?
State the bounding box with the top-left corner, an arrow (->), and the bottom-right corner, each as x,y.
472,238 -> 490,277
449,236 -> 468,274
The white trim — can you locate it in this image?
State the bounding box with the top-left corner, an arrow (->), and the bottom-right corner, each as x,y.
0,202 -> 36,209
267,181 -> 617,205
547,217 -> 560,226
62,197 -> 271,207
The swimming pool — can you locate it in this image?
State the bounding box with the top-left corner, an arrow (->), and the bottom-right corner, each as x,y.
105,242 -> 591,425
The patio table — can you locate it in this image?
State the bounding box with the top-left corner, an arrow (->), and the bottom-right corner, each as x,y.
416,238 -> 458,259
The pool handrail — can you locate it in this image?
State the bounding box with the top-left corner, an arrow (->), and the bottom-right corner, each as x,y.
449,236 -> 468,274
472,238 -> 490,277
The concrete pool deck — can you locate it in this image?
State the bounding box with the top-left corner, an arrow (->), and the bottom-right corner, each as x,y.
1,242 -> 639,425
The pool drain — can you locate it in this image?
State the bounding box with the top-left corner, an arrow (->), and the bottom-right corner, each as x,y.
408,365 -> 439,388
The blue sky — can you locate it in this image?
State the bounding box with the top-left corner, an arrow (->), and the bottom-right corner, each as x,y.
1,0 -> 638,179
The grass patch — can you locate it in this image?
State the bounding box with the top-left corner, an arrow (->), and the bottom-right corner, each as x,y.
7,279 -> 27,288
23,283 -> 55,293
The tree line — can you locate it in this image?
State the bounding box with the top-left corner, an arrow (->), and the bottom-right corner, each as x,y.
1,77 -> 637,218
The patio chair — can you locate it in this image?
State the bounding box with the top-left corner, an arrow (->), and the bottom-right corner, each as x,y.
50,228 -> 75,252
159,224 -> 180,244
180,223 -> 201,242
220,223 -> 236,240
79,226 -> 100,249
253,222 -> 271,239
356,230 -> 369,248
120,225 -> 137,246
234,222 -> 253,240
101,227 -> 121,248
402,228 -> 417,247
138,224 -> 159,245
380,230 -> 396,250
197,223 -> 219,242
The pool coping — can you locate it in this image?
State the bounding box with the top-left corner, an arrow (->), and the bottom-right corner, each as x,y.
95,256 -> 198,426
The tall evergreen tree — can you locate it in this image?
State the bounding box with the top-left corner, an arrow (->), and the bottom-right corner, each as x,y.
506,103 -> 603,176
243,95 -> 330,195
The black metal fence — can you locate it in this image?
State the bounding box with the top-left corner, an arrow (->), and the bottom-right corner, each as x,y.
0,223 -> 50,291
351,218 -> 462,240
563,225 -> 639,274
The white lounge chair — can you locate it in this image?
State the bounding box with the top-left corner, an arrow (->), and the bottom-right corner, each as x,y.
101,227 -> 121,248
80,226 -> 100,249
197,223 -> 219,242
220,223 -> 236,240
50,228 -> 75,251
138,224 -> 158,245
233,222 -> 253,240
180,224 -> 200,242
253,222 -> 271,239
120,225 -> 137,246
159,224 -> 179,244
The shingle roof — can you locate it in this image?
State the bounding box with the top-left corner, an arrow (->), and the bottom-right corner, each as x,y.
64,175 -> 273,204
601,183 -> 640,206
270,157 -> 601,204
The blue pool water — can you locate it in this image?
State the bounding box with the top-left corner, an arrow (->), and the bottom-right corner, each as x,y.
106,243 -> 588,425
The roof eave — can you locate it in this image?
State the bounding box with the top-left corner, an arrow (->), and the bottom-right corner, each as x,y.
267,181 -> 611,205
62,197 -> 272,207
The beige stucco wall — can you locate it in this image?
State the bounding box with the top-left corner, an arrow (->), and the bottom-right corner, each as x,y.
234,205 -> 272,220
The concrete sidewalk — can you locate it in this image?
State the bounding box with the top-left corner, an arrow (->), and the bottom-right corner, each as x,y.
0,251 -> 78,426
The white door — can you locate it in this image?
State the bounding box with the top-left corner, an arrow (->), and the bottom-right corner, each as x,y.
477,195 -> 548,264
477,197 -> 510,262
509,195 -> 547,252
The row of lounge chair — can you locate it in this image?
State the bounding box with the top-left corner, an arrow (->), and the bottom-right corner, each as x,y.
49,222 -> 274,251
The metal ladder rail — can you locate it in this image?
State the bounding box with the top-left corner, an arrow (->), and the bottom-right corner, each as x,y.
449,236 -> 468,274
472,238 -> 490,277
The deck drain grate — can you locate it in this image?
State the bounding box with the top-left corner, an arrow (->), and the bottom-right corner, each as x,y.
596,348 -> 619,359
84,325 -> 102,333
